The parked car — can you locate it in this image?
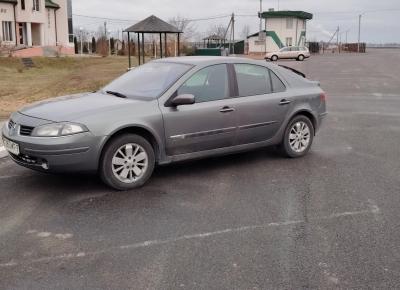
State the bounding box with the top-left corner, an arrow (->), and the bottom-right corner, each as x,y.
2,56 -> 327,190
265,46 -> 311,61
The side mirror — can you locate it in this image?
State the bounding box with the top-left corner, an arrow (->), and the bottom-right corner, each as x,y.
170,94 -> 195,107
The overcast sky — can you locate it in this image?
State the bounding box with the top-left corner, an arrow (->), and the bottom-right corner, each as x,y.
73,0 -> 400,43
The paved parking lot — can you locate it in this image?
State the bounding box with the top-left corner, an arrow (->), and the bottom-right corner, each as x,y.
1,49 -> 400,289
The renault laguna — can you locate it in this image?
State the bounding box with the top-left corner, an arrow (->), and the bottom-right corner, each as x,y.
2,56 -> 327,190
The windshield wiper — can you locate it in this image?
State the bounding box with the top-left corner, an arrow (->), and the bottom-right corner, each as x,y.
106,90 -> 127,99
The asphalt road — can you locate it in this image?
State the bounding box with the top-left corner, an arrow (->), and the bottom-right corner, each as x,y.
1,49 -> 400,289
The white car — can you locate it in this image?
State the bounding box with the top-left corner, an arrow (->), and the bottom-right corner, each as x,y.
265,46 -> 310,61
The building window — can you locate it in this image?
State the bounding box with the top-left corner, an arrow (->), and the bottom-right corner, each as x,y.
2,21 -> 13,42
302,20 -> 306,29
286,18 -> 293,29
21,0 -> 25,10
286,37 -> 293,46
33,0 -> 40,11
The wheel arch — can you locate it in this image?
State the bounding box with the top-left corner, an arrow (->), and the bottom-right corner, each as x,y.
99,125 -> 163,165
290,110 -> 317,134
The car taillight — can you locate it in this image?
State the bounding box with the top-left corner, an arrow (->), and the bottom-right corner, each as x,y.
320,92 -> 327,102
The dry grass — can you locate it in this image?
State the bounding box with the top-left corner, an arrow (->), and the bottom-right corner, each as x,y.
0,56 -> 137,119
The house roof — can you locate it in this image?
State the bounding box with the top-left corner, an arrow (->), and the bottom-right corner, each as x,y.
261,10 -> 313,20
124,15 -> 182,33
0,0 -> 59,7
45,0 -> 60,9
247,30 -> 267,39
0,0 -> 18,4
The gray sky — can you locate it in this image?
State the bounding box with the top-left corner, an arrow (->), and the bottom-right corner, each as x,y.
73,0 -> 400,43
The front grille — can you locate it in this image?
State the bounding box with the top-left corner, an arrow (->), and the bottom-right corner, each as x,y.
19,125 -> 34,136
8,119 -> 15,130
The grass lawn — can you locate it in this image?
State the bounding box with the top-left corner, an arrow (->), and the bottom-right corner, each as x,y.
0,56 -> 137,119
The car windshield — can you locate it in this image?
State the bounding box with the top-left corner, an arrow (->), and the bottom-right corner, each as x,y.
102,62 -> 192,100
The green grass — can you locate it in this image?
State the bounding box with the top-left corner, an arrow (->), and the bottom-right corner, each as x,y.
0,56 -> 137,119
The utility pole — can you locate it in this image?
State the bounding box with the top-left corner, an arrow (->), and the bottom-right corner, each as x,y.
232,13 -> 235,54
357,14 -> 362,53
336,26 -> 340,53
259,0 -> 263,32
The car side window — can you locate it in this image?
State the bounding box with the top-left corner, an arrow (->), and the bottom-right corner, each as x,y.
177,64 -> 229,103
234,64 -> 272,97
281,47 -> 289,52
270,70 -> 286,93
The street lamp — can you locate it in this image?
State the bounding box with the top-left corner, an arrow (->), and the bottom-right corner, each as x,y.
358,12 -> 366,53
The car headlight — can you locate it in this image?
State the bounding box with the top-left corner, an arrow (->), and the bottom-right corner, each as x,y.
32,123 -> 88,137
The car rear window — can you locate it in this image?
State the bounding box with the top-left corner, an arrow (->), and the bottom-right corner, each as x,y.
234,64 -> 272,97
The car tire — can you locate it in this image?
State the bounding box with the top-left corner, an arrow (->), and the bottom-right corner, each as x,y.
297,54 -> 305,61
271,55 -> 278,61
99,134 -> 155,190
281,115 -> 314,158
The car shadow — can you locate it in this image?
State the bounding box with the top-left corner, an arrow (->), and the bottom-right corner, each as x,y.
5,146 -> 283,198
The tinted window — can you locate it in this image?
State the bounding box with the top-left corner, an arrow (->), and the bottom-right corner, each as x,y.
291,46 -> 299,51
234,64 -> 272,97
270,71 -> 286,93
103,62 -> 191,99
178,64 -> 229,103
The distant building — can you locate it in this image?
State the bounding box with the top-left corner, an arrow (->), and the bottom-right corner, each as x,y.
0,0 -> 74,56
248,10 -> 313,55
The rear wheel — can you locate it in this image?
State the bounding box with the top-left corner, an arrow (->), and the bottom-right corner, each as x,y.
297,54 -> 305,61
271,55 -> 278,61
281,115 -> 314,158
100,134 -> 155,190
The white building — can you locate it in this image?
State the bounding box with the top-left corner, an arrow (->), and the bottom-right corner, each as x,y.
0,0 -> 74,56
248,10 -> 313,55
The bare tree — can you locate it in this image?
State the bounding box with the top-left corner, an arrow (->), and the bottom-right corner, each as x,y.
241,25 -> 251,39
206,24 -> 227,39
168,15 -> 198,41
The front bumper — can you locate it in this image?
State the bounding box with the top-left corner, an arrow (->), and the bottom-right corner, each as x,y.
2,116 -> 106,173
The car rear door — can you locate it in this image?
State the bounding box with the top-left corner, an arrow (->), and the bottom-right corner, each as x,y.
229,63 -> 291,145
160,64 -> 238,156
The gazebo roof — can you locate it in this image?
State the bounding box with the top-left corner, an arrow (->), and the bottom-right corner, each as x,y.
124,15 -> 182,33
203,34 -> 226,41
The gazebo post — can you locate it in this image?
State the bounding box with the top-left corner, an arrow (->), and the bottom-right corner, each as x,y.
177,33 -> 180,56
137,33 -> 141,65
159,33 -> 163,58
164,33 -> 167,57
141,33 -> 145,64
128,32 -> 131,68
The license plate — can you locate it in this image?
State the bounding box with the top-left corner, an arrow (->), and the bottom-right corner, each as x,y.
2,137 -> 20,156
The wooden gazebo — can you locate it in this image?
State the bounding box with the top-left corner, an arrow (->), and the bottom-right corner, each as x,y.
124,15 -> 183,67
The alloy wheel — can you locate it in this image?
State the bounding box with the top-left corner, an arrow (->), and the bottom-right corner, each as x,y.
111,143 -> 148,183
288,121 -> 311,153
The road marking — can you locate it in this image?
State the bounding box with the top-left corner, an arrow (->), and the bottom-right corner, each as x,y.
0,205 -> 380,268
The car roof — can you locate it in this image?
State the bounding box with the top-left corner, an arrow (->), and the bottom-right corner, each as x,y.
153,56 -> 267,66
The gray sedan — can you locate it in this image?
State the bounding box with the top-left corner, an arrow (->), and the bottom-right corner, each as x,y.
2,56 -> 327,190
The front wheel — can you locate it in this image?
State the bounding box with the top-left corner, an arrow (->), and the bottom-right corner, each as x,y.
281,116 -> 314,158
100,134 -> 155,190
271,55 -> 278,61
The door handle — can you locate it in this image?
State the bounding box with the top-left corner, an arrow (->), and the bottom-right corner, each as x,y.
220,106 -> 235,113
279,99 -> 292,105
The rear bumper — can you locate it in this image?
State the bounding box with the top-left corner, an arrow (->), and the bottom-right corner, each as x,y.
2,123 -> 106,173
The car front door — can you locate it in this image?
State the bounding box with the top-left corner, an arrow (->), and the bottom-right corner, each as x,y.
161,64 -> 237,156
229,63 -> 291,145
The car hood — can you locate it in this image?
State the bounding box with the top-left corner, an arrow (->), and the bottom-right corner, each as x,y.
19,92 -> 143,122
